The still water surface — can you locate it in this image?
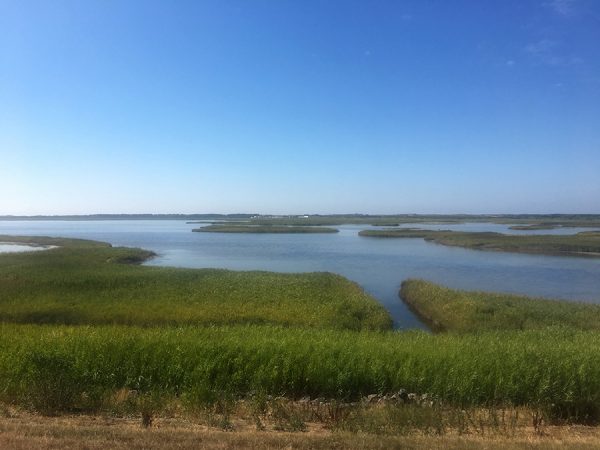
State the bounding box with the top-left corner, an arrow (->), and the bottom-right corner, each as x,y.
0,243 -> 52,253
1,220 -> 600,329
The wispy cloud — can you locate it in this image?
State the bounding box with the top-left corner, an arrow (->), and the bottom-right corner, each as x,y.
524,39 -> 583,66
525,39 -> 560,65
545,0 -> 576,16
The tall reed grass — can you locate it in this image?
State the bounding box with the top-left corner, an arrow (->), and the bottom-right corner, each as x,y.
400,279 -> 600,333
2,324 -> 600,421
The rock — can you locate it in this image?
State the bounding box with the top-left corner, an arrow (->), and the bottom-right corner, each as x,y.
311,397 -> 325,406
420,393 -> 435,407
397,389 -> 409,403
366,394 -> 379,404
378,394 -> 391,403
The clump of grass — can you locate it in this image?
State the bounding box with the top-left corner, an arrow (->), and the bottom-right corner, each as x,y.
335,403 -> 448,436
139,394 -> 159,428
248,392 -> 269,431
400,279 -> 600,333
270,398 -> 307,432
19,350 -> 84,414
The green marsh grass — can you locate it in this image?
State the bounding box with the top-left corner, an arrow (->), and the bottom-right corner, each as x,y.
193,225 -> 339,233
0,236 -> 390,330
508,224 -> 560,230
400,279 -> 600,333
3,235 -> 600,424
2,324 -> 600,422
359,229 -> 600,257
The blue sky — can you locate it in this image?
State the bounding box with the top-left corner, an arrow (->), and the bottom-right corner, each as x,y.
1,0 -> 599,215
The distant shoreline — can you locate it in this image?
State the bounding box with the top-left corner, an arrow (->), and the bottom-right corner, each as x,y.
3,213 -> 600,222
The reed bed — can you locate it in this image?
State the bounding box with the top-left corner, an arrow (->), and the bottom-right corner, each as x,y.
400,279 -> 600,333
2,236 -> 600,423
1,324 -> 600,422
0,236 -> 390,331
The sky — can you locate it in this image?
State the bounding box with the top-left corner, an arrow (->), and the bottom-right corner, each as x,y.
1,0 -> 599,215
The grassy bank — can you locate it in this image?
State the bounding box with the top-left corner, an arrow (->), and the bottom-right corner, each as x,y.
358,229 -> 600,257
400,279 -> 600,333
0,236 -> 390,330
193,225 -> 339,233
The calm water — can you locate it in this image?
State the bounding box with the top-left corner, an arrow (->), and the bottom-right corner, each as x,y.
0,243 -> 52,253
2,220 -> 600,329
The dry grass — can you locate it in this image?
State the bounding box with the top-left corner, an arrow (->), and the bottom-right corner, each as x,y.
2,410 -> 600,449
